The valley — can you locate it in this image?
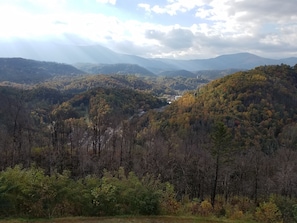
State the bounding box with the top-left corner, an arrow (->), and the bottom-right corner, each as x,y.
0,57 -> 296,222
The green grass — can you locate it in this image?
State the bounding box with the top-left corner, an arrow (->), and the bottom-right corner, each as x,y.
0,216 -> 257,223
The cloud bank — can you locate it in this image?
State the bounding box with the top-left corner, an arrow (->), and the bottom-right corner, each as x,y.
0,0 -> 296,59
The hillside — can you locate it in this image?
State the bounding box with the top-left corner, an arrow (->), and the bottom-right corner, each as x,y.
34,74 -> 208,97
158,69 -> 196,77
157,64 -> 297,153
38,75 -> 162,95
51,87 -> 167,121
76,63 -> 156,77
195,68 -> 243,79
0,58 -> 84,84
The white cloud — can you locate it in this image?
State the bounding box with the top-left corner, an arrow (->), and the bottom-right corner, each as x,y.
145,28 -> 194,49
139,0 -> 206,16
0,0 -> 297,59
29,0 -> 67,8
138,3 -> 151,12
96,0 -> 116,5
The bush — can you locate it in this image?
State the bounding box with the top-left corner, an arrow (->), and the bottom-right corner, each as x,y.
255,201 -> 283,223
230,210 -> 244,220
292,204 -> 297,223
91,168 -> 163,216
91,182 -> 119,216
229,196 -> 254,213
185,200 -> 200,215
0,165 -> 47,217
273,195 -> 296,223
0,166 -> 171,218
200,200 -> 213,216
159,183 -> 181,215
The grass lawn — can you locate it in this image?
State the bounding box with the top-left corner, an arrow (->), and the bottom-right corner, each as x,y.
0,216 -> 256,223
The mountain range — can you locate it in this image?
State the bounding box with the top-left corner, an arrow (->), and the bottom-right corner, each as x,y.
1,40 -> 296,73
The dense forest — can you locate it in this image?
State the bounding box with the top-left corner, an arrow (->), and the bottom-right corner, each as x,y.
0,63 -> 297,222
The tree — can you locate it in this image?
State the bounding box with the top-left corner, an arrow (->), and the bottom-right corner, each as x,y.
210,122 -> 232,207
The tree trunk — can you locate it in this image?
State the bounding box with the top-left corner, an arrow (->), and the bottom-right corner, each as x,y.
211,153 -> 220,207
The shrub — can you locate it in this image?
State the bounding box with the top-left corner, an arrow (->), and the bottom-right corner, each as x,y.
186,200 -> 200,215
200,200 -> 213,216
0,166 -> 173,217
91,168 -> 163,216
273,194 -> 296,223
255,201 -> 283,223
229,196 -> 254,213
159,183 -> 181,215
91,182 -> 119,216
230,210 -> 244,220
292,204 -> 297,222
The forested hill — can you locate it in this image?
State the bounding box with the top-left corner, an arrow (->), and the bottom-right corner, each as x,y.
51,87 -> 167,121
76,63 -> 156,77
157,64 -> 297,153
158,69 -> 196,78
0,58 -> 84,83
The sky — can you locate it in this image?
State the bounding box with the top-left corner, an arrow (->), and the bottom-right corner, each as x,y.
0,0 -> 296,59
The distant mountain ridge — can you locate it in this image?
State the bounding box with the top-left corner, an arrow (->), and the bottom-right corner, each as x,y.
0,58 -> 84,84
76,63 -> 156,77
0,40 -> 296,72
158,69 -> 196,77
0,57 -> 237,86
